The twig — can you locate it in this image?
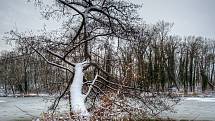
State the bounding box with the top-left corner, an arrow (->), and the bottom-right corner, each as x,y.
15,105 -> 38,118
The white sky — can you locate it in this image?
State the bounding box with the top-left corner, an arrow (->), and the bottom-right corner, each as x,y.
0,0 -> 215,51
136,0 -> 215,38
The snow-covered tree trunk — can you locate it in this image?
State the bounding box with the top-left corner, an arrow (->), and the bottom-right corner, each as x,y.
70,61 -> 89,116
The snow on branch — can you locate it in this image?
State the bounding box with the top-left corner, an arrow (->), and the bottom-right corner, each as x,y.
63,32 -> 112,59
84,74 -> 98,99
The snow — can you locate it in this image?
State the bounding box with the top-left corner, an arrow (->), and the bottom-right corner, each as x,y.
161,97 -> 215,120
1,96 -> 215,120
70,61 -> 90,116
185,97 -> 215,102
0,97 -> 69,121
0,100 -> 6,103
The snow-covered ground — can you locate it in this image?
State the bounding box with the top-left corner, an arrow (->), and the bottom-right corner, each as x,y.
161,97 -> 215,120
185,97 -> 215,102
1,96 -> 215,120
0,97 -> 69,121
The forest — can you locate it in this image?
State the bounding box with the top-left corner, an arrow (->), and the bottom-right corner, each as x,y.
1,23 -> 215,96
0,0 -> 215,120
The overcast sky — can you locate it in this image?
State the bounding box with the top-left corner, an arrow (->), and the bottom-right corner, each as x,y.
0,0 -> 215,51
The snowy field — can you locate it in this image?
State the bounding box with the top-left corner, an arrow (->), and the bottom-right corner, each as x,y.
161,97 -> 215,120
0,97 -> 69,121
1,97 -> 215,120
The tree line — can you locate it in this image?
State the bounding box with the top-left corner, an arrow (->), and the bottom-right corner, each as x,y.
0,21 -> 214,96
